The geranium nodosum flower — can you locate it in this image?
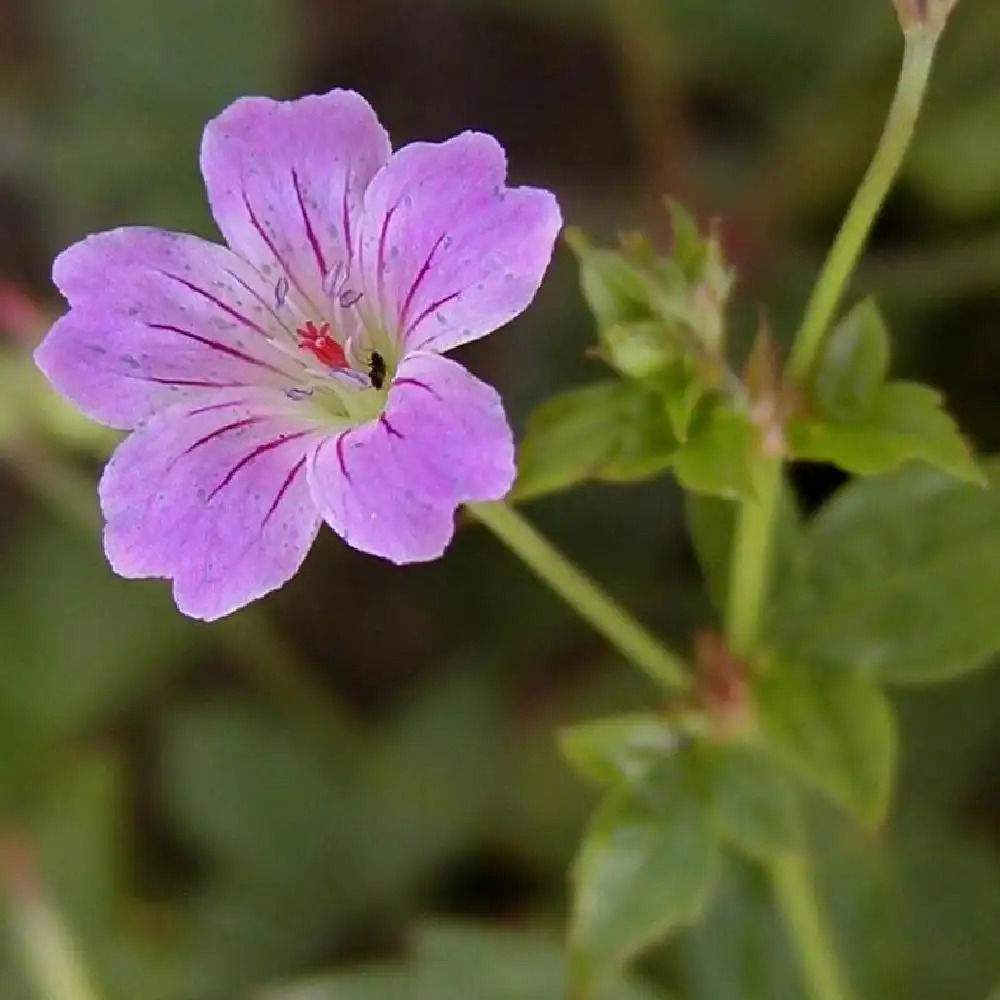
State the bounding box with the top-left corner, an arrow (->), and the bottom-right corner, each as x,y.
35,91 -> 562,620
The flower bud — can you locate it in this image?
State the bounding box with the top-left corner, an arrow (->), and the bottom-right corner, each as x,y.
893,0 -> 959,36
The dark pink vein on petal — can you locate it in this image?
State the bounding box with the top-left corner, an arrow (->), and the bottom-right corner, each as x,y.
186,398 -> 252,417
398,232 -> 448,331
239,188 -> 308,300
335,430 -> 353,483
157,271 -> 271,338
376,201 -> 401,316
404,289 -> 464,346
393,377 -> 443,401
145,322 -> 296,378
224,267 -> 296,335
168,415 -> 265,475
291,168 -> 327,278
379,413 -> 404,439
262,455 -> 307,526
128,375 -> 245,389
341,167 -> 354,270
208,430 -> 311,502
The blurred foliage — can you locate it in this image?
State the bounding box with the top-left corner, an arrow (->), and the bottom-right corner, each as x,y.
0,0 -> 999,999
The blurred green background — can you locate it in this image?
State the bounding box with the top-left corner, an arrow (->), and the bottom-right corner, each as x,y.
0,1 -> 999,998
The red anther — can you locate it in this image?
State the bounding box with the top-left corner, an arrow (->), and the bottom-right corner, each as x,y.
296,320 -> 347,368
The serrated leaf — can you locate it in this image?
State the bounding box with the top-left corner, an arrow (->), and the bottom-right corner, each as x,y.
811,298 -> 889,421
514,381 -> 679,502
559,714 -> 680,789
672,404 -> 755,499
684,480 -> 801,617
707,746 -> 803,860
770,460 -> 1000,684
569,757 -> 719,995
753,661 -> 896,825
788,381 -> 983,483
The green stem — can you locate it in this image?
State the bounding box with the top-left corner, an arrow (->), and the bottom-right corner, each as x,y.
2,838 -> 105,1000
467,501 -> 691,692
786,30 -> 937,383
769,856 -> 856,1000
725,454 -> 782,656
726,459 -> 854,1000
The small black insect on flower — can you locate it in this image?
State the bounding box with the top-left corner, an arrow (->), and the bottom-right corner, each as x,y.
368,350 -> 387,390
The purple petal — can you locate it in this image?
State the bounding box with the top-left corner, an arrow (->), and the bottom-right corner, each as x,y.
357,131 -> 561,354
200,91 -> 391,308
100,390 -> 325,620
307,351 -> 514,563
35,228 -> 303,429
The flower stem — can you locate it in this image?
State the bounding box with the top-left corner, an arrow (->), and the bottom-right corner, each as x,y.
725,457 -> 853,1000
785,30 -> 938,384
467,501 -> 691,692
2,836 -> 105,1000
725,454 -> 782,656
769,855 -> 856,1000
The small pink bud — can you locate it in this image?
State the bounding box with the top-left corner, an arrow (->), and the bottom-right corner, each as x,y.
893,0 -> 959,35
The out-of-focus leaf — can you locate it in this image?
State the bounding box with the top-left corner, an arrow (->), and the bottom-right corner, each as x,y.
753,660 -> 896,825
684,479 -> 801,617
787,381 -> 982,483
908,86 -> 1000,217
569,756 -> 719,994
41,0 -> 295,234
896,817 -> 1000,1000
258,923 -> 666,1000
559,713 -> 680,789
514,381 -> 679,501
0,519 -> 192,753
770,460 -> 1000,683
811,298 -> 890,421
257,970 -> 411,1000
707,746 -> 803,859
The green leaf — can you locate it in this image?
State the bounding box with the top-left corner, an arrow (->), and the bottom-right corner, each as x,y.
770,460 -> 1000,684
672,403 -> 755,499
559,714 -> 679,789
811,298 -> 889,421
569,756 -> 719,994
708,746 -> 803,859
514,381 -> 679,502
753,660 -> 896,825
788,381 -> 983,483
684,481 -> 801,617
260,923 -> 664,1000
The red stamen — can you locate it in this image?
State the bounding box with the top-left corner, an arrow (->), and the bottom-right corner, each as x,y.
296,320 -> 347,368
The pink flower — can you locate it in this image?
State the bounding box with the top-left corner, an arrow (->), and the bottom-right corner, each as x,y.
35,91 -> 562,620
